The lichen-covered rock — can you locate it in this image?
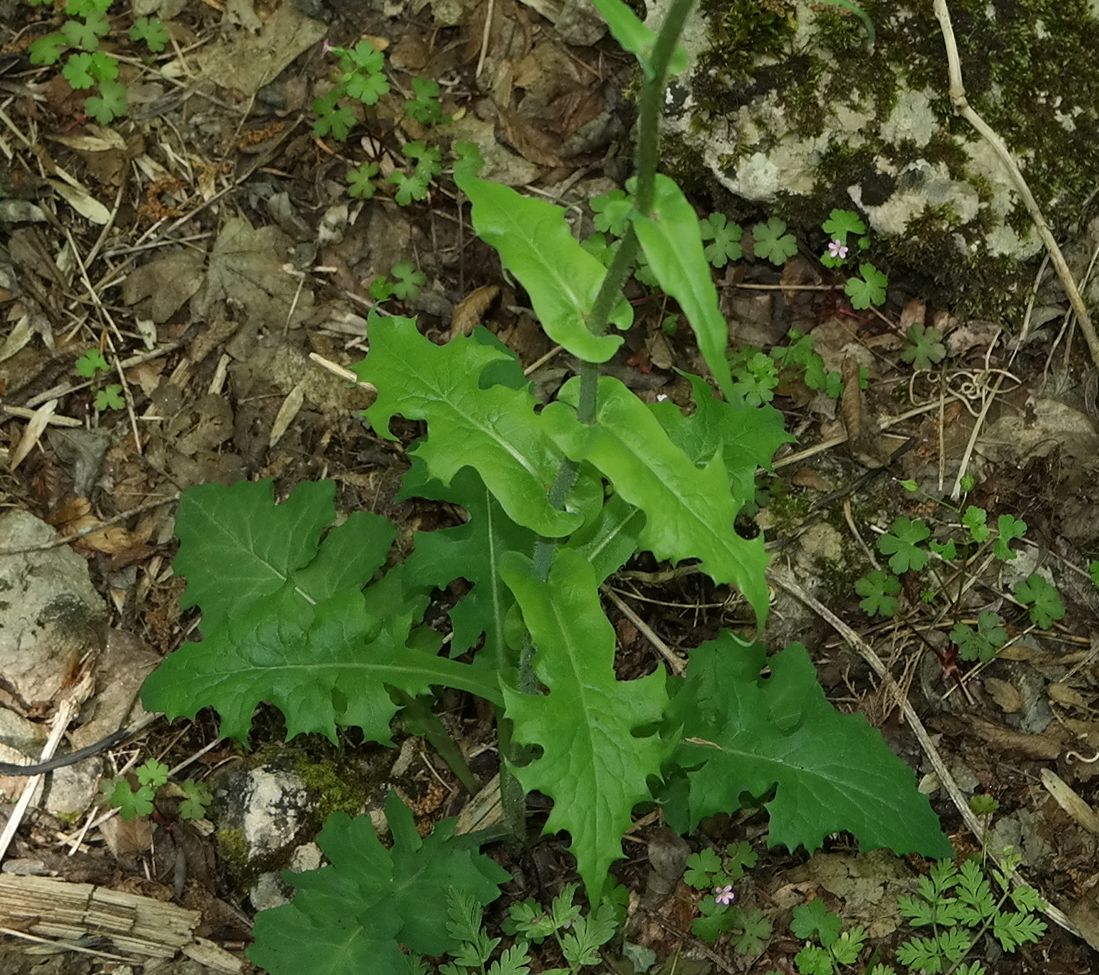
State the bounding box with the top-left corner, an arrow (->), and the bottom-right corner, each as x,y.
647,0 -> 1099,316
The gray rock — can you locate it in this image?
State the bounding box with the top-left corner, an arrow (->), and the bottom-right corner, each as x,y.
645,0 -> 1099,315
0,511 -> 106,705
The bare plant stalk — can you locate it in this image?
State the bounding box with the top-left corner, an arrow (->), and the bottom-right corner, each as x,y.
932,0 -> 1099,369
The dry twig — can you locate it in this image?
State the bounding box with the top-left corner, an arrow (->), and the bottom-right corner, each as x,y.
932,0 -> 1099,369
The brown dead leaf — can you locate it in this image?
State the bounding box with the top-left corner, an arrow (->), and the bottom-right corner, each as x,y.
499,108 -> 564,168
791,468 -> 833,492
450,285 -> 500,339
49,496 -> 154,557
121,251 -> 205,323
840,355 -> 889,468
390,33 -> 430,71
898,297 -> 926,331
10,399 -> 56,471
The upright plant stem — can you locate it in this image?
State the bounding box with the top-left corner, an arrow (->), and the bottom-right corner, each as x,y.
503,0 -> 700,832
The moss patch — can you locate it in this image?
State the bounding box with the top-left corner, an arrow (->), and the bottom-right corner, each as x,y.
673,0 -> 1099,318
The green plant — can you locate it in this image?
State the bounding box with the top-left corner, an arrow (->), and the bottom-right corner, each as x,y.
370,261 -> 426,301
75,347 -> 110,378
250,793 -> 510,974
76,347 -> 124,411
1012,573 -> 1065,629
94,383 -> 125,411
730,349 -> 779,405
129,15 -> 169,52
855,569 -> 901,618
347,161 -> 380,200
699,212 -> 743,268
391,140 -> 442,205
140,0 -> 949,969
877,517 -> 932,574
103,758 -> 212,821
788,900 -> 865,975
729,329 -> 845,405
405,76 -> 447,125
771,329 -> 845,397
682,842 -> 773,950
901,324 -> 947,371
892,854 -> 1046,973
844,262 -> 888,310
26,0 -> 150,124
490,883 -> 618,974
949,611 -> 1008,663
752,216 -> 798,265
775,854 -> 1046,975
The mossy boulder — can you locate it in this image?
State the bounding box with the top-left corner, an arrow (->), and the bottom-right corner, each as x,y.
647,0 -> 1099,317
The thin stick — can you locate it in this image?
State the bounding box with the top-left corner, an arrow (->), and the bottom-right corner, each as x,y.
603,587 -> 685,675
0,678 -> 91,862
0,494 -> 178,557
933,0 -> 1099,369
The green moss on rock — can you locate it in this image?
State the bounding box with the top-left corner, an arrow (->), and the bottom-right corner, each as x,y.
652,0 -> 1099,318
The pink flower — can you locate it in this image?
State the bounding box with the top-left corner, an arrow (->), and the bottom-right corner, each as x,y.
828,239 -> 849,259
321,38 -> 333,55
714,884 -> 736,906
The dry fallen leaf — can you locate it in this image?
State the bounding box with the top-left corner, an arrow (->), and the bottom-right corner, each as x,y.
450,285 -> 500,339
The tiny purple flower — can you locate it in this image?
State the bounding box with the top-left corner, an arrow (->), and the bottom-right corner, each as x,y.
321,38 -> 333,55
828,239 -> 849,259
714,884 -> 736,906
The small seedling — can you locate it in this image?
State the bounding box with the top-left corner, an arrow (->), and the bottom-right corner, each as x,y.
129,15 -> 170,53
730,349 -> 779,405
75,347 -> 110,378
94,384 -> 125,411
405,76 -> 446,125
855,569 -> 901,618
877,517 -> 931,574
313,39 -> 389,142
591,189 -> 632,237
683,841 -> 773,951
103,758 -> 212,821
949,610 -> 1008,663
370,261 -> 426,302
699,212 -> 743,268
389,141 -> 442,205
753,216 -> 798,266
1012,573 -> 1065,629
498,883 -> 619,973
844,262 -> 888,309
26,0 -> 147,124
901,323 -> 947,370
788,900 -> 865,975
347,161 -> 380,200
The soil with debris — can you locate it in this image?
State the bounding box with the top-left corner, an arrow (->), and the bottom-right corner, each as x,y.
1,1 -> 1098,974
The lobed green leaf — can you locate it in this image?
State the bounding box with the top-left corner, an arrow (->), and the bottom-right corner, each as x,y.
666,635 -> 952,858
542,377 -> 770,627
456,175 -> 629,362
501,549 -> 669,903
356,315 -> 581,538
